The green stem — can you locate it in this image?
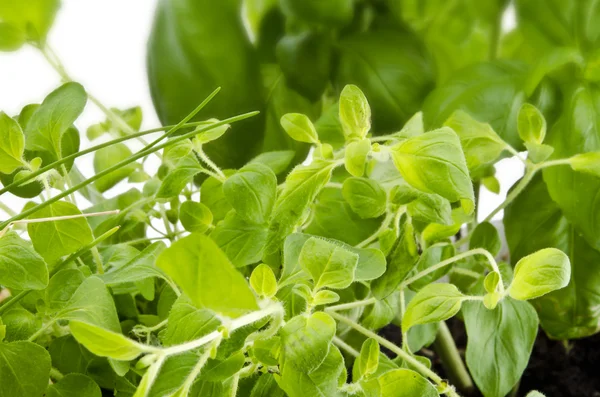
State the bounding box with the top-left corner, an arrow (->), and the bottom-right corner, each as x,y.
0,201 -> 16,217
332,336 -> 359,357
0,112 -> 258,230
326,297 -> 377,312
0,291 -> 28,315
433,321 -> 474,393
50,367 -> 65,381
328,312 -> 459,396
483,169 -> 536,224
400,248 -> 503,293
356,210 -> 395,248
195,146 -> 226,180
28,319 -> 57,341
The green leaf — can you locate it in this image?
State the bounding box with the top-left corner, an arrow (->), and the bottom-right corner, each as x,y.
24,82 -> 87,160
26,200 -> 94,265
470,222 -> 502,257
402,283 -> 464,331
357,338 -> 379,379
157,233 -> 258,317
407,244 -> 455,290
344,138 -> 371,177
280,113 -> 319,144
341,177 -> 386,219
464,298 -> 538,397
518,103 -> 546,144
1,307 -> 39,342
406,192 -> 453,226
336,29 -> 434,133
509,248 -> 570,301
423,61 -> 530,149
56,276 -> 121,332
279,0 -> 353,26
249,150 -> 296,176
211,211 -> 268,267
147,0 -> 265,169
376,368 -> 438,397
179,201 -> 213,233
569,152 -> 600,177
223,163 -> 277,225
201,173 -> 233,223
371,217 -> 419,300
526,392 -> 546,397
263,160 -> 335,265
443,110 -> 507,176
161,295 -> 219,346
543,84 -> 600,250
69,321 -> 146,361
146,352 -> 198,397
391,127 -> 475,214
280,311 -> 336,372
0,341 -> 51,397
298,237 -> 358,290
0,112 -> 25,174
0,231 -> 48,290
250,264 -> 278,298
280,233 -> 386,287
0,0 -> 59,47
46,373 -> 101,397
99,242 -> 167,286
45,268 -> 85,313
202,352 -> 245,382
339,85 -> 371,140
156,155 -> 203,199
276,31 -> 332,101
304,187 -> 382,246
93,143 -> 137,193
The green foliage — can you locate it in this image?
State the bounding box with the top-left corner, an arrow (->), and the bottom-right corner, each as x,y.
4,3 -> 600,395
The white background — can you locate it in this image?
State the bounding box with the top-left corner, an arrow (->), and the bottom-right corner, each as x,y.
0,0 -> 524,221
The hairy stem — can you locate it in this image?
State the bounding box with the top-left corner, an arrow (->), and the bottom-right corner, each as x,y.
333,336 -> 360,357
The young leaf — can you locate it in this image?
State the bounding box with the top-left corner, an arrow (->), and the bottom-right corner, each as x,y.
161,295 -> 220,346
280,113 -> 319,144
179,201 -> 213,233
0,341 -> 51,397
263,160 -> 335,265
46,373 -> 101,397
402,283 -> 464,331
99,242 -> 167,286
45,268 -> 85,313
298,237 -> 358,290
156,155 -> 203,199
24,82 -> 87,160
391,127 -> 475,214
69,321 -> 146,361
223,163 -> 277,225
211,211 -> 268,267
569,152 -> 600,177
157,233 -> 259,317
406,192 -> 453,226
0,112 -> 25,174
93,143 -> 137,192
376,369 -> 438,397
371,217 -> 419,299
26,200 -> 94,264
0,231 -> 48,290
443,110 -> 507,174
310,290 -> 340,306
342,177 -> 387,219
464,298 -> 538,397
339,84 -> 371,140
357,338 -> 380,379
56,276 -> 121,332
344,138 -> 371,177
280,311 -> 336,372
509,248 -> 570,301
518,103 -> 546,144
250,264 -> 278,298
470,221 -> 502,256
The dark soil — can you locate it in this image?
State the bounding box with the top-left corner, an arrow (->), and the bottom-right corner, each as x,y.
379,320 -> 600,397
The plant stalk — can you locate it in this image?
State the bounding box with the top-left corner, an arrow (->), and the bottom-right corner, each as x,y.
433,321 -> 474,394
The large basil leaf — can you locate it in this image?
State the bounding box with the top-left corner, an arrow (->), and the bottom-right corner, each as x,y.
543,84 -> 600,250
335,28 -> 434,134
0,231 -> 48,290
423,60 -> 528,149
0,0 -> 59,50
463,298 -> 538,397
0,341 -> 51,397
389,0 -> 507,82
147,0 -> 264,168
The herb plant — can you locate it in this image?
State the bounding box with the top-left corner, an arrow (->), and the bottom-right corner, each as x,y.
2,1 -> 600,397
